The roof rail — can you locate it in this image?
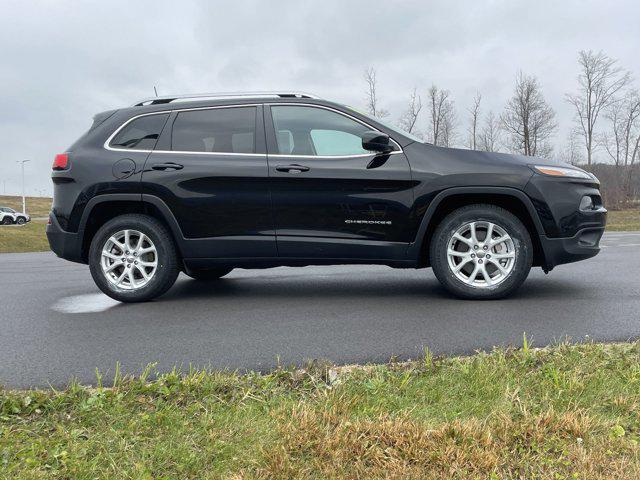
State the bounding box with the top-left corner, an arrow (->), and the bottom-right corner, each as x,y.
133,91 -> 320,106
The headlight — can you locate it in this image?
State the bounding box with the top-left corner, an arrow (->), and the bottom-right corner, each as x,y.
532,165 -> 593,180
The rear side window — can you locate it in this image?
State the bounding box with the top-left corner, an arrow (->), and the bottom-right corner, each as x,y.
109,114 -> 169,150
171,107 -> 256,154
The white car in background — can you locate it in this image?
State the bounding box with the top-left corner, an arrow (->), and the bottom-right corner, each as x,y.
0,207 -> 30,225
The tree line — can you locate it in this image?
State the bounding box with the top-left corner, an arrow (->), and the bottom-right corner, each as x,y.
364,51 -> 640,208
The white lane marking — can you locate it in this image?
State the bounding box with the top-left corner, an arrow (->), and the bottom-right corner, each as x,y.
52,293 -> 120,314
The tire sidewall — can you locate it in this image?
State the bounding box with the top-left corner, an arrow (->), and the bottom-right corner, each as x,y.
89,216 -> 177,302
431,207 -> 532,299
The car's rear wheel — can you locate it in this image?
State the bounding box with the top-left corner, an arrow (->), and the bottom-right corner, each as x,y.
430,204 -> 533,299
89,214 -> 179,303
184,267 -> 233,281
1,217 -> 12,225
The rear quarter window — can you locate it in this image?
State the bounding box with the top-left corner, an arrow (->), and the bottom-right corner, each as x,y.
109,114 -> 169,150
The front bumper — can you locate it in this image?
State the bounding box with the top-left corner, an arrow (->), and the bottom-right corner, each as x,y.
539,226 -> 605,272
46,213 -> 84,263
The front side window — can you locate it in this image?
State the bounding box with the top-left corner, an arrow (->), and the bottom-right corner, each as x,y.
110,114 -> 169,150
171,107 -> 256,154
271,106 -> 377,156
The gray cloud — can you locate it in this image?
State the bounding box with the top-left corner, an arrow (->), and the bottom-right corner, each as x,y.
1,0 -> 638,196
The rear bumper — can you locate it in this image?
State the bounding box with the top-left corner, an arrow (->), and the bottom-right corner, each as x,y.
46,213 -> 84,264
539,226 -> 605,271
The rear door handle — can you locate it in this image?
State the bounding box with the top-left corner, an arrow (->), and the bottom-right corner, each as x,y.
151,162 -> 184,171
275,164 -> 310,174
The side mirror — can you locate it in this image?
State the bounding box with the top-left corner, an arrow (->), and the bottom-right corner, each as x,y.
361,131 -> 394,154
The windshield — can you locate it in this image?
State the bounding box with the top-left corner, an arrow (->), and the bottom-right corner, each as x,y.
343,106 -> 425,144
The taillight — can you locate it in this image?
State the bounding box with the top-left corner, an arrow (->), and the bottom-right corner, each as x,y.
53,153 -> 69,170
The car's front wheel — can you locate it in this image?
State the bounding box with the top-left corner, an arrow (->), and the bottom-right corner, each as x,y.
430,204 -> 533,299
89,214 -> 179,303
16,217 -> 25,225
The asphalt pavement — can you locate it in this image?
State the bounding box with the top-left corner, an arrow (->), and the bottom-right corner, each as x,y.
1,232 -> 639,389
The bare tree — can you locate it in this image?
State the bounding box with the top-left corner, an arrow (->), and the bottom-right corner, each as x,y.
428,85 -> 456,146
600,91 -> 640,166
559,130 -> 584,166
364,67 -> 389,118
467,92 -> 482,149
501,72 -> 557,157
566,50 -> 631,165
479,111 -> 502,152
398,88 -> 422,134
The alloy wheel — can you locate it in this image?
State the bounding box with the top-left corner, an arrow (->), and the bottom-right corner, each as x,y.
446,221 -> 516,288
100,229 -> 158,290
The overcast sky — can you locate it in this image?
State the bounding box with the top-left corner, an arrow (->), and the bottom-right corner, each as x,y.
1,0 -> 639,197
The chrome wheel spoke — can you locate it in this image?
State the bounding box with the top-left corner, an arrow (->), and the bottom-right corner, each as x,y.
481,265 -> 493,286
485,222 -> 494,243
453,257 -> 473,273
487,258 -> 509,274
453,233 -> 474,248
489,235 -> 510,249
469,222 -> 479,244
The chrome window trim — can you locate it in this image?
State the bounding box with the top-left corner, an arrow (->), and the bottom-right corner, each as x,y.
103,104 -> 261,154
266,102 -> 404,157
103,102 -> 404,159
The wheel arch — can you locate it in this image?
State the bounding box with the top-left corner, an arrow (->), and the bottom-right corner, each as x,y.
78,194 -> 185,263
409,187 -> 547,268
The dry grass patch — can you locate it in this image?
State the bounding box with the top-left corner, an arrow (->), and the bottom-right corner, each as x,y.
261,407 -> 638,479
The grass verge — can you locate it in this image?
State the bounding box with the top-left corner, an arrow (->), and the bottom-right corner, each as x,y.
0,220 -> 48,253
1,342 -> 640,478
607,208 -> 640,231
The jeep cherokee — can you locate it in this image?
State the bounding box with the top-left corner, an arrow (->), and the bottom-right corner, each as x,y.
47,92 -> 607,302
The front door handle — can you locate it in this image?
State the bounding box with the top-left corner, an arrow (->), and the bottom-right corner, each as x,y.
275,164 -> 310,174
151,162 -> 184,171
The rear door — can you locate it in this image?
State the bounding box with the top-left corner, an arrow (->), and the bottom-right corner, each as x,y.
265,104 -> 415,260
141,104 -> 276,258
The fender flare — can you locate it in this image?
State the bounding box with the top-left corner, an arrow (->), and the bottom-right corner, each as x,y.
406,186 -> 546,259
77,193 -> 186,243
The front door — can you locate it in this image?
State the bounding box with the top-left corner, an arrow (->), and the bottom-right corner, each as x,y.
265,104 -> 414,260
141,104 -> 276,258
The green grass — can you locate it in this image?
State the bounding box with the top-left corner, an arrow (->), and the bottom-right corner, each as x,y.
0,195 -> 51,218
2,342 -> 640,478
0,220 -> 49,253
607,209 -> 640,231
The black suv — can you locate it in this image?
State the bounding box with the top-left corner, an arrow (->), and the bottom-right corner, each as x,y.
47,92 -> 607,302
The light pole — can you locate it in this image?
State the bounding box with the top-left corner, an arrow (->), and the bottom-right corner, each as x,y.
17,160 -> 30,214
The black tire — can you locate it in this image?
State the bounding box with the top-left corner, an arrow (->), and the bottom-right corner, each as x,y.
1,217 -> 12,225
184,267 -> 233,281
16,217 -> 25,225
430,204 -> 533,300
89,214 -> 179,303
